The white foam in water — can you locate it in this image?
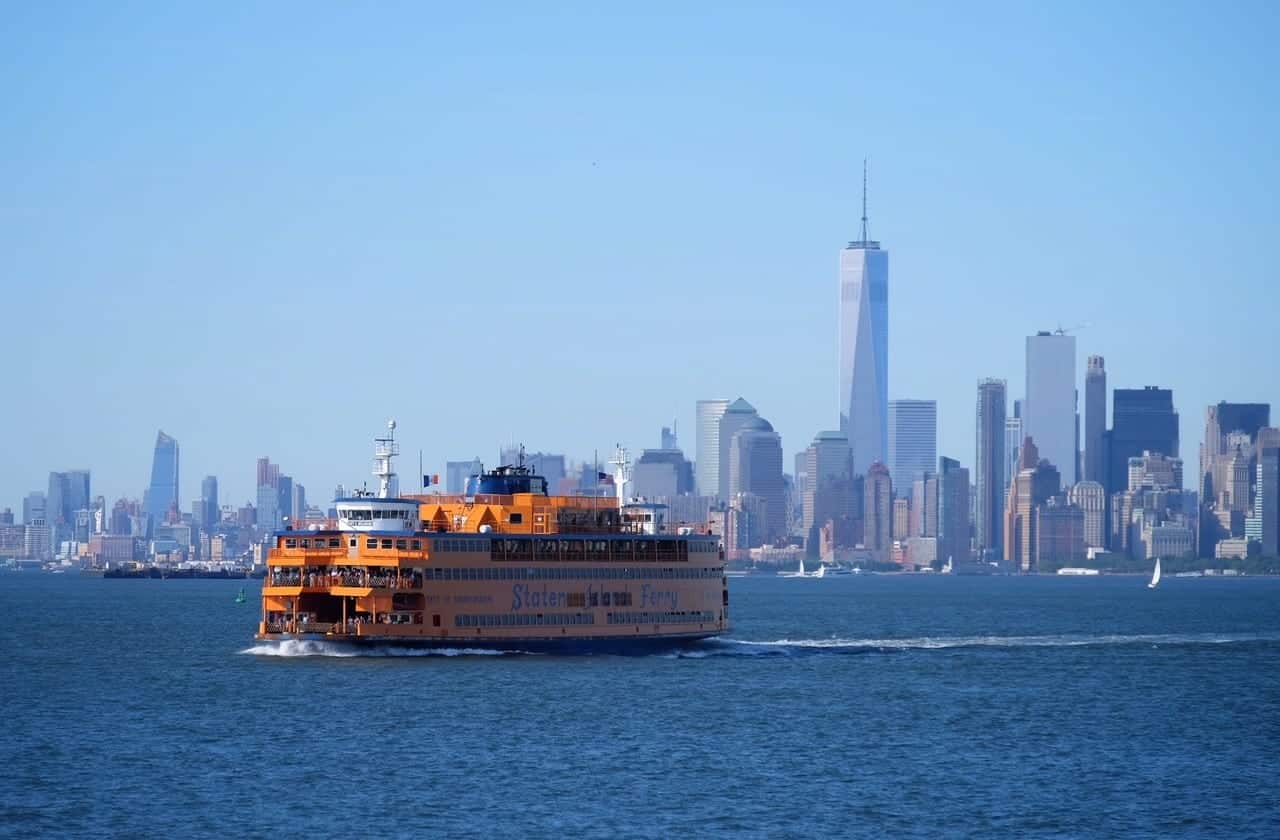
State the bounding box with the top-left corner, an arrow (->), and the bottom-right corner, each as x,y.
242,633 -> 1279,660
674,632 -> 1280,657
240,639 -> 513,658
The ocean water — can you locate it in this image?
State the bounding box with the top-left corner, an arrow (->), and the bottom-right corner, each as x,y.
2,573 -> 1278,838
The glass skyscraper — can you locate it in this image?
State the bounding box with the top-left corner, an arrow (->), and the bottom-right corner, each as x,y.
838,205 -> 888,475
975,379 -> 1007,554
1107,386 -> 1179,495
1024,332 -> 1076,484
694,399 -> 730,499
143,431 -> 179,525
201,475 -> 219,529
887,400 -> 936,498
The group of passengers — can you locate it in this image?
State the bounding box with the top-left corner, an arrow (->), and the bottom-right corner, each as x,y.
341,613 -> 423,630
264,611 -> 424,633
268,567 -> 424,590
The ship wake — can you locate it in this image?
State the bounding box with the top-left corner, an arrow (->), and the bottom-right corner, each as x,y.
240,639 -> 517,658
668,632 -> 1280,658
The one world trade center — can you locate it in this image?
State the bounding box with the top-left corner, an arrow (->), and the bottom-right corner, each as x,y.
838,162 -> 888,475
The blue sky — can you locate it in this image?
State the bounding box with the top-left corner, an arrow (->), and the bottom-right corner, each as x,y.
3,1 -> 1277,508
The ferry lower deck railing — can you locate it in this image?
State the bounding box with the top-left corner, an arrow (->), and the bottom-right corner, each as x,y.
268,570 -> 425,589
263,613 -> 425,635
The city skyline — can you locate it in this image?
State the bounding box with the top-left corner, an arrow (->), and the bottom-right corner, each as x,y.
2,4 -> 1278,509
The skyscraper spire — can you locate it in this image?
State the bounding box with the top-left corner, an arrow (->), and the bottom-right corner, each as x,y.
860,157 -> 869,244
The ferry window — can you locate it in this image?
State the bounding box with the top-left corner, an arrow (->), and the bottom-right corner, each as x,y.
381,539 -> 393,549
411,540 -> 421,550
396,540 -> 407,550
349,539 -> 357,548
300,539 -> 310,548
285,538 -> 297,548
329,538 -> 341,548
366,539 -> 377,549
509,513 -> 523,524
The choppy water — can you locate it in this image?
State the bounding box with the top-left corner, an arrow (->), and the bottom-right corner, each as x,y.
2,573 -> 1278,838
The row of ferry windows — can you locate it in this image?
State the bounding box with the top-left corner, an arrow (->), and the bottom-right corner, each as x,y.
337,508 -> 416,521
282,537 -> 426,551
424,567 -> 721,581
605,611 -> 716,625
435,538 -> 719,559
455,613 -> 595,628
281,537 -> 718,559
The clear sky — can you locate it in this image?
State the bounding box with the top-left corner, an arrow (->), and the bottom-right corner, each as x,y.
3,1 -> 1278,509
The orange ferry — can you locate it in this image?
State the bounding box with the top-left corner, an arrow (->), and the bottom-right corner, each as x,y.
257,423 -> 729,652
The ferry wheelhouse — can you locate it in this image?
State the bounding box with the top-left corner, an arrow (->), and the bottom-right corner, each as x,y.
257,424 -> 728,651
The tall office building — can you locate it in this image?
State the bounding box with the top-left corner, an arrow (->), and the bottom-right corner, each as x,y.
937,456 -> 971,567
1084,356 -> 1107,483
1024,332 -> 1076,485
887,400 -> 936,496
695,399 -> 730,498
803,431 -> 855,538
1004,438 -> 1063,571
277,475 -> 294,522
838,163 -> 889,474
975,379 -> 1007,555
863,462 -> 893,563
143,431 -> 179,525
727,417 -> 786,544
47,469 -> 91,543
1108,387 -> 1179,495
257,457 -> 280,489
200,476 -> 219,530
256,484 -> 279,533
446,459 -> 485,494
47,471 -> 89,544
23,491 -> 46,526
1035,499 -> 1086,569
1068,480 -> 1106,548
633,448 -> 695,499
1004,417 -> 1023,489
910,474 -> 938,538
892,498 -> 910,541
1199,402 -> 1270,501
1253,445 -> 1279,556
47,473 -> 67,542
291,483 -> 306,522
499,449 -> 567,488
717,398 -> 760,502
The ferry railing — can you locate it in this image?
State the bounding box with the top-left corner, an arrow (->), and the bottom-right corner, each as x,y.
268,569 -> 425,589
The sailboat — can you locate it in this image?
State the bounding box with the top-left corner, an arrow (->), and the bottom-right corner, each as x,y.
235,586 -> 247,604
813,563 -> 826,579
1148,558 -> 1162,589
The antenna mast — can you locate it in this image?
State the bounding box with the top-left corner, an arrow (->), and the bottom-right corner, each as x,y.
860,157 -> 869,244
373,419 -> 399,498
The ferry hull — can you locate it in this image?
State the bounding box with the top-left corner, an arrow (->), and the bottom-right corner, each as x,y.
255,630 -> 721,655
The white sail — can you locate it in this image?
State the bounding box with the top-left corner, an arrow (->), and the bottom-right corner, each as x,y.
1148,558 -> 1162,589
813,564 -> 825,578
